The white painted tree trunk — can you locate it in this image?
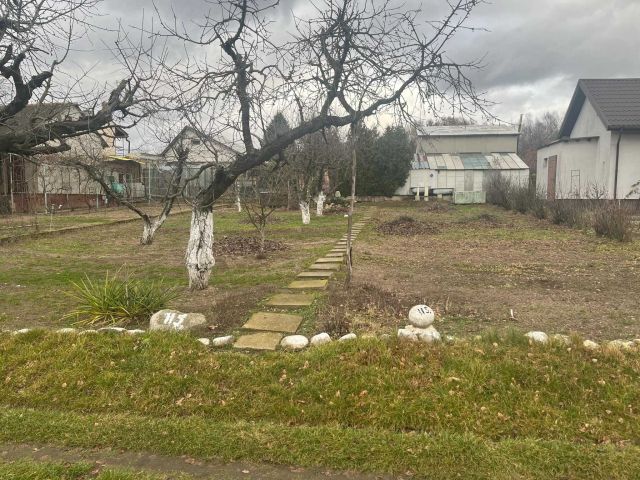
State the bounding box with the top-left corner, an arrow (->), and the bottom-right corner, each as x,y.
185,206 -> 215,290
299,201 -> 311,225
236,193 -> 242,213
316,192 -> 326,216
140,213 -> 168,245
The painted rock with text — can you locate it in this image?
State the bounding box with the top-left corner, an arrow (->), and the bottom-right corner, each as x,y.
149,309 -> 206,332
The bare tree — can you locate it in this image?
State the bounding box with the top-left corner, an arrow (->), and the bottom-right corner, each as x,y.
240,163 -> 285,258
518,112 -> 560,172
150,0 -> 487,289
0,0 -> 157,156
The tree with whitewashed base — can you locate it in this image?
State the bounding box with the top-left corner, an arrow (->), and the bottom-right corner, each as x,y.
146,0 -> 489,289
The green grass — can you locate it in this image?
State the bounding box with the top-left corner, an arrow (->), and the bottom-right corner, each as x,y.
1,333 -> 639,477
0,209 -> 355,328
0,459 -> 192,479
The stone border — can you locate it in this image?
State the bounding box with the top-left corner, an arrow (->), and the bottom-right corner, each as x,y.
6,327 -> 638,357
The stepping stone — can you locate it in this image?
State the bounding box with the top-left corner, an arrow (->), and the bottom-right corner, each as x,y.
288,279 -> 328,290
266,293 -> 314,307
243,312 -> 302,333
234,332 -> 283,351
326,252 -> 345,258
297,271 -> 333,279
315,257 -> 343,263
309,263 -> 341,271
331,247 -> 347,252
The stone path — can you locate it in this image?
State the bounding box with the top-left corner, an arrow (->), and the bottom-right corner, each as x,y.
233,217 -> 369,351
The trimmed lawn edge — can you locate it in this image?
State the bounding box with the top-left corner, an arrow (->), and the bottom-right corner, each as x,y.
1,407 -> 638,479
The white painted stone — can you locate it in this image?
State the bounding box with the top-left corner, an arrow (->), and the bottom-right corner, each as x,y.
78,329 -> 97,335
126,329 -> 145,335
211,335 -> 235,347
397,328 -> 419,342
551,334 -> 572,345
12,328 -> 32,335
98,327 -> 127,333
338,333 -> 357,342
445,335 -> 457,343
408,305 -> 435,328
57,328 -> 77,334
281,335 -> 309,350
607,340 -> 634,351
525,331 -> 549,344
197,338 -> 211,346
149,309 -> 206,332
583,340 -> 599,350
310,333 -> 332,346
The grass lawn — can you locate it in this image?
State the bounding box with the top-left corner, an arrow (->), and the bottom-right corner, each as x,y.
2,200 -> 640,478
0,332 -> 639,478
0,207 -> 351,331
0,459 -> 191,480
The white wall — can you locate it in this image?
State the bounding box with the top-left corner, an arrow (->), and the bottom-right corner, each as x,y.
537,139 -> 599,198
396,168 -> 528,196
418,135 -> 518,155
164,129 -> 237,165
617,132 -> 640,199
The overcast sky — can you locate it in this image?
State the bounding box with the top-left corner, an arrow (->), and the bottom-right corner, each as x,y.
76,0 -> 640,148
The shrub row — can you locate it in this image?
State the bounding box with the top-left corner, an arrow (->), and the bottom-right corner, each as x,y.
485,174 -> 637,242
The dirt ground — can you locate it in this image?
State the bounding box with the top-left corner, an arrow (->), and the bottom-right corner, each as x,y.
336,201 -> 640,341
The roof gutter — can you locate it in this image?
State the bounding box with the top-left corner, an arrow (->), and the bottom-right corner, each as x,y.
614,130 -> 623,200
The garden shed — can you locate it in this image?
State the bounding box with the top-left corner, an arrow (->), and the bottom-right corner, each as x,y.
395,125 -> 529,203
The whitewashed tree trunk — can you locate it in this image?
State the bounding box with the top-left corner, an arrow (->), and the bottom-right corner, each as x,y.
236,193 -> 242,213
316,192 -> 326,216
299,201 -> 311,225
185,205 -> 215,290
140,213 -> 169,245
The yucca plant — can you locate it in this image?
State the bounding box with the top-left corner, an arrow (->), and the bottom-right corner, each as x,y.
62,271 -> 178,327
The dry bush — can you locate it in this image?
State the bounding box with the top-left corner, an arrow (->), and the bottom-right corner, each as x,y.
592,203 -> 635,242
485,174 -> 513,210
319,284 -> 410,337
213,236 -> 287,256
548,200 -> 585,227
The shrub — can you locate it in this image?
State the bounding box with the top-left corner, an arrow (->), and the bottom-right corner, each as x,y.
592,203 -> 635,242
63,272 -> 177,327
548,200 -> 584,227
485,174 -> 513,210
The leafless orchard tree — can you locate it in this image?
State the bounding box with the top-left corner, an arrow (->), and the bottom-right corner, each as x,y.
240,163 -> 286,258
144,0 -> 488,289
0,0 -> 157,156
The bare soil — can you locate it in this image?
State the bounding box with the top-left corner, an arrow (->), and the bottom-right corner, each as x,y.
0,443 -> 393,480
346,202 -> 640,340
213,236 -> 287,256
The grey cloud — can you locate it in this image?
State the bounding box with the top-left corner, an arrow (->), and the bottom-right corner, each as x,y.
74,0 -> 640,140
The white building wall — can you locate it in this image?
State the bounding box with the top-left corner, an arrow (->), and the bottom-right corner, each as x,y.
617,132 -> 640,199
418,135 -> 518,155
537,140 -> 599,198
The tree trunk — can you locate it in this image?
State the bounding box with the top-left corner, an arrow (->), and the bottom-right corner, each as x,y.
346,124 -> 358,286
236,193 -> 242,213
140,213 -> 169,245
185,205 -> 215,290
316,191 -> 326,216
299,201 -> 311,225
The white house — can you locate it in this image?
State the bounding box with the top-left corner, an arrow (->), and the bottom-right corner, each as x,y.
537,78 -> 640,200
395,125 -> 529,203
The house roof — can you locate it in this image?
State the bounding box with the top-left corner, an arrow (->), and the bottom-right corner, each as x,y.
161,126 -> 240,157
418,125 -> 520,137
412,152 -> 528,171
0,103 -> 127,148
559,78 -> 640,137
